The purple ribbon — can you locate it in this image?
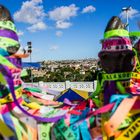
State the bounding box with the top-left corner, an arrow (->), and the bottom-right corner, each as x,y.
6,57 -> 22,68
104,81 -> 116,105
0,29 -> 18,41
63,98 -> 77,106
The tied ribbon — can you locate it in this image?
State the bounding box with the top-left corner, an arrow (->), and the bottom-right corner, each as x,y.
38,123 -> 52,140
24,87 -> 42,93
53,124 -> 65,140
0,98 -> 22,114
63,98 -> 77,106
70,123 -> 80,140
0,48 -> 9,56
104,96 -> 138,137
90,64 -> 140,100
20,116 -> 38,140
90,72 -> 104,106
11,115 -> 28,140
93,103 -> 115,115
116,118 -> 140,140
0,36 -> 19,48
0,87 -> 22,104
0,21 -> 17,33
0,118 -> 14,137
55,119 -> 76,140
104,29 -> 140,39
79,120 -> 92,140
0,29 -> 18,41
109,94 -> 130,114
91,71 -> 140,96
129,31 -> 140,37
0,55 -> 16,68
118,116 -> 133,130
133,48 -> 140,72
1,112 -> 17,139
104,29 -> 129,39
0,62 -> 65,122
26,91 -> 54,101
102,72 -> 139,81
102,37 -> 131,49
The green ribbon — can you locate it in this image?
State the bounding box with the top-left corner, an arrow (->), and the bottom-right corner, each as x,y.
119,113 -> 140,131
133,48 -> 140,72
90,71 -> 140,103
0,36 -> 19,49
43,109 -> 58,118
0,55 -> 16,68
55,119 -> 76,140
24,87 -> 42,93
102,72 -> 140,82
104,30 -> 140,39
91,72 -> 104,96
90,72 -> 104,107
116,81 -> 126,93
20,69 -> 28,77
0,21 -> 17,33
102,72 -> 137,81
11,115 -> 28,140
129,32 -> 140,37
104,29 -> 129,39
54,125 -> 65,140
119,117 -> 133,130
38,123 -> 52,140
0,73 -> 7,86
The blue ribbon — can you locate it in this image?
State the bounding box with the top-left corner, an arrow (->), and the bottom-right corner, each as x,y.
79,120 -> 92,140
0,48 -> 9,56
2,112 -> 17,140
110,94 -> 131,114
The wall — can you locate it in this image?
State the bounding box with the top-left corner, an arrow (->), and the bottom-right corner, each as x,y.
24,81 -> 97,92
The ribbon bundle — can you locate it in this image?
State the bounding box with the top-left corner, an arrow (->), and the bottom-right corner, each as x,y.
0,6 -> 140,140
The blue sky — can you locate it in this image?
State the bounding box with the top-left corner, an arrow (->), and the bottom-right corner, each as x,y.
1,0 -> 140,62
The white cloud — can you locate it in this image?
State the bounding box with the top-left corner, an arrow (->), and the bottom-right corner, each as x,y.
27,22 -> 47,32
49,45 -> 59,51
120,8 -> 139,19
14,0 -> 46,24
48,4 -> 78,29
14,0 -> 47,32
82,5 -> 96,14
48,4 -> 79,21
17,30 -> 24,36
56,21 -> 72,29
56,31 -> 63,37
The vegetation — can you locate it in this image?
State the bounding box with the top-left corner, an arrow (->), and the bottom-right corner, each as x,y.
22,66 -> 97,82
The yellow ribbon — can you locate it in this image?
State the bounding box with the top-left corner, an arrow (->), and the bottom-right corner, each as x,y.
0,118 -> 14,137
0,36 -> 19,49
0,87 -> 22,104
0,21 -> 17,33
22,101 -> 41,109
116,118 -> 140,140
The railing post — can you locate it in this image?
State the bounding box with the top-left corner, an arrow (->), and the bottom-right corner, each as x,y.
93,80 -> 97,91
65,81 -> 71,89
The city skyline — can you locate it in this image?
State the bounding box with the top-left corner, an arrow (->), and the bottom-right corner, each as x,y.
1,0 -> 140,61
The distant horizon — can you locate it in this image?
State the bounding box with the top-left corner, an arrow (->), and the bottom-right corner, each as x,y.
23,57 -> 98,62
1,0 -> 140,61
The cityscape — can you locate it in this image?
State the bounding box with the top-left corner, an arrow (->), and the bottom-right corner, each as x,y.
22,58 -> 98,82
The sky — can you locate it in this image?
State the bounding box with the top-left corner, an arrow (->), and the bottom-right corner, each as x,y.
1,0 -> 140,62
